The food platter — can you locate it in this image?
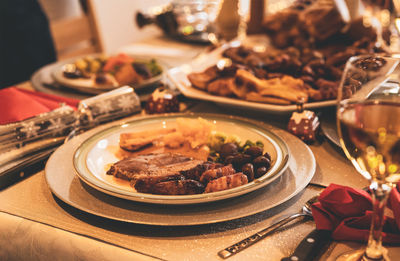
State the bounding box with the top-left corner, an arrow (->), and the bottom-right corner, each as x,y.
72,114 -> 290,204
45,113 -> 316,226
167,41 -> 336,113
51,54 -> 165,94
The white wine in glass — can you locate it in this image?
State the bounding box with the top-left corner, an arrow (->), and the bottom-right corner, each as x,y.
337,55 -> 400,260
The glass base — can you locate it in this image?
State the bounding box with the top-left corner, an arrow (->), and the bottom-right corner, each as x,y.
336,248 -> 389,261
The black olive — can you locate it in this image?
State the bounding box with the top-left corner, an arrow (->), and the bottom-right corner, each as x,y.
255,166 -> 267,178
232,153 -> 251,171
253,156 -> 271,169
244,146 -> 263,159
263,152 -> 272,161
220,143 -> 239,159
242,163 -> 254,181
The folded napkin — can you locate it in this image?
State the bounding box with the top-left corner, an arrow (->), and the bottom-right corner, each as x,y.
312,183 -> 400,243
0,87 -> 79,124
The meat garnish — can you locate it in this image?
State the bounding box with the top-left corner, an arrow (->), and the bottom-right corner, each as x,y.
199,164 -> 236,184
141,179 -> 205,195
205,173 -> 248,193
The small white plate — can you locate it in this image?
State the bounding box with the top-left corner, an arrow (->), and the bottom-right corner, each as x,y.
52,54 -> 165,94
167,42 -> 336,113
72,113 -> 290,205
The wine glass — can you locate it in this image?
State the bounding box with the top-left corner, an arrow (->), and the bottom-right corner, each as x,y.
336,54 -> 400,260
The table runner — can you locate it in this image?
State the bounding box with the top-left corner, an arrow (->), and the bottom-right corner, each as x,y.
0,169 -> 319,261
0,101 -> 373,261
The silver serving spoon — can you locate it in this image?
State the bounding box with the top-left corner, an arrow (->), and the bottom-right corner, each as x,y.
218,194 -> 319,259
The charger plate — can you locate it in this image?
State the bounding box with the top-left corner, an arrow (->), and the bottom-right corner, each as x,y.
45,113 -> 316,226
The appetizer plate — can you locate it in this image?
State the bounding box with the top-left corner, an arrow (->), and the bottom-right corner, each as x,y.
52,54 -> 165,94
167,41 -> 336,113
72,113 -> 290,204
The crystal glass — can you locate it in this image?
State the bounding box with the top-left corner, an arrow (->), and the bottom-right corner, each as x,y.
336,54 -> 400,260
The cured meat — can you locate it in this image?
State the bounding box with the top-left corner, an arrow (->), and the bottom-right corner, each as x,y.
205,173 -> 248,193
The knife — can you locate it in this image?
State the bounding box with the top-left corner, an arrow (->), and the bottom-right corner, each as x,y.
281,229 -> 332,261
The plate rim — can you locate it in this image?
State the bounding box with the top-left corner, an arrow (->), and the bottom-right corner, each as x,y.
72,113 -> 290,205
51,53 -> 166,94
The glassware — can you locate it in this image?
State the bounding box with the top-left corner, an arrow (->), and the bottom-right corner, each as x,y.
336,54 -> 400,260
207,0 -> 249,45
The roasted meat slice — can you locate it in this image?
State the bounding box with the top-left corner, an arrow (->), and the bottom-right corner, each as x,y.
205,173 -> 248,193
106,153 -> 204,182
187,65 -> 218,90
206,78 -> 235,97
133,175 -> 185,193
199,164 -> 236,184
181,162 -> 223,181
222,46 -> 252,64
142,179 -> 205,195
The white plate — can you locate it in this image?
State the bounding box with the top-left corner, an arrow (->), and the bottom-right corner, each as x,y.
72,113 -> 289,204
45,114 -> 316,225
167,42 -> 336,113
52,54 -> 165,94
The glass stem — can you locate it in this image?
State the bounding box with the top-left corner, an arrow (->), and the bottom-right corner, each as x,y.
364,181 -> 392,260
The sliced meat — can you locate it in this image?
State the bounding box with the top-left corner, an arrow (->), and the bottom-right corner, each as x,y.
145,179 -> 205,195
133,175 -> 185,193
205,173 -> 248,193
181,162 -> 223,181
106,153 -> 204,182
207,78 -> 235,97
187,65 -> 218,90
199,164 -> 236,184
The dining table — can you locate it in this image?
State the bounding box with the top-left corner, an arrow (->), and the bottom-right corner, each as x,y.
1,34 -> 399,261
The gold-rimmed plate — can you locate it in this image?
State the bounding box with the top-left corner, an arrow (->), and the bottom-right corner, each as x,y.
72,113 -> 290,205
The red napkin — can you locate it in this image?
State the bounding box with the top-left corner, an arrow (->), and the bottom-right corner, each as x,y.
0,87 -> 79,124
312,184 -> 400,243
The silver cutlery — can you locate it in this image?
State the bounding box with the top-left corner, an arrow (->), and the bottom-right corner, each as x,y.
218,194 -> 319,259
281,229 -> 332,261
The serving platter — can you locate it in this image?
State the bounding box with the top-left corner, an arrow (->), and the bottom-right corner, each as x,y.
72,114 -> 289,204
45,113 -> 316,226
167,41 -> 336,113
51,54 -> 165,95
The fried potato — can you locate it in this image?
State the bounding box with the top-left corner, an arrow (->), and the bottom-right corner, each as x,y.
235,69 -> 308,103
